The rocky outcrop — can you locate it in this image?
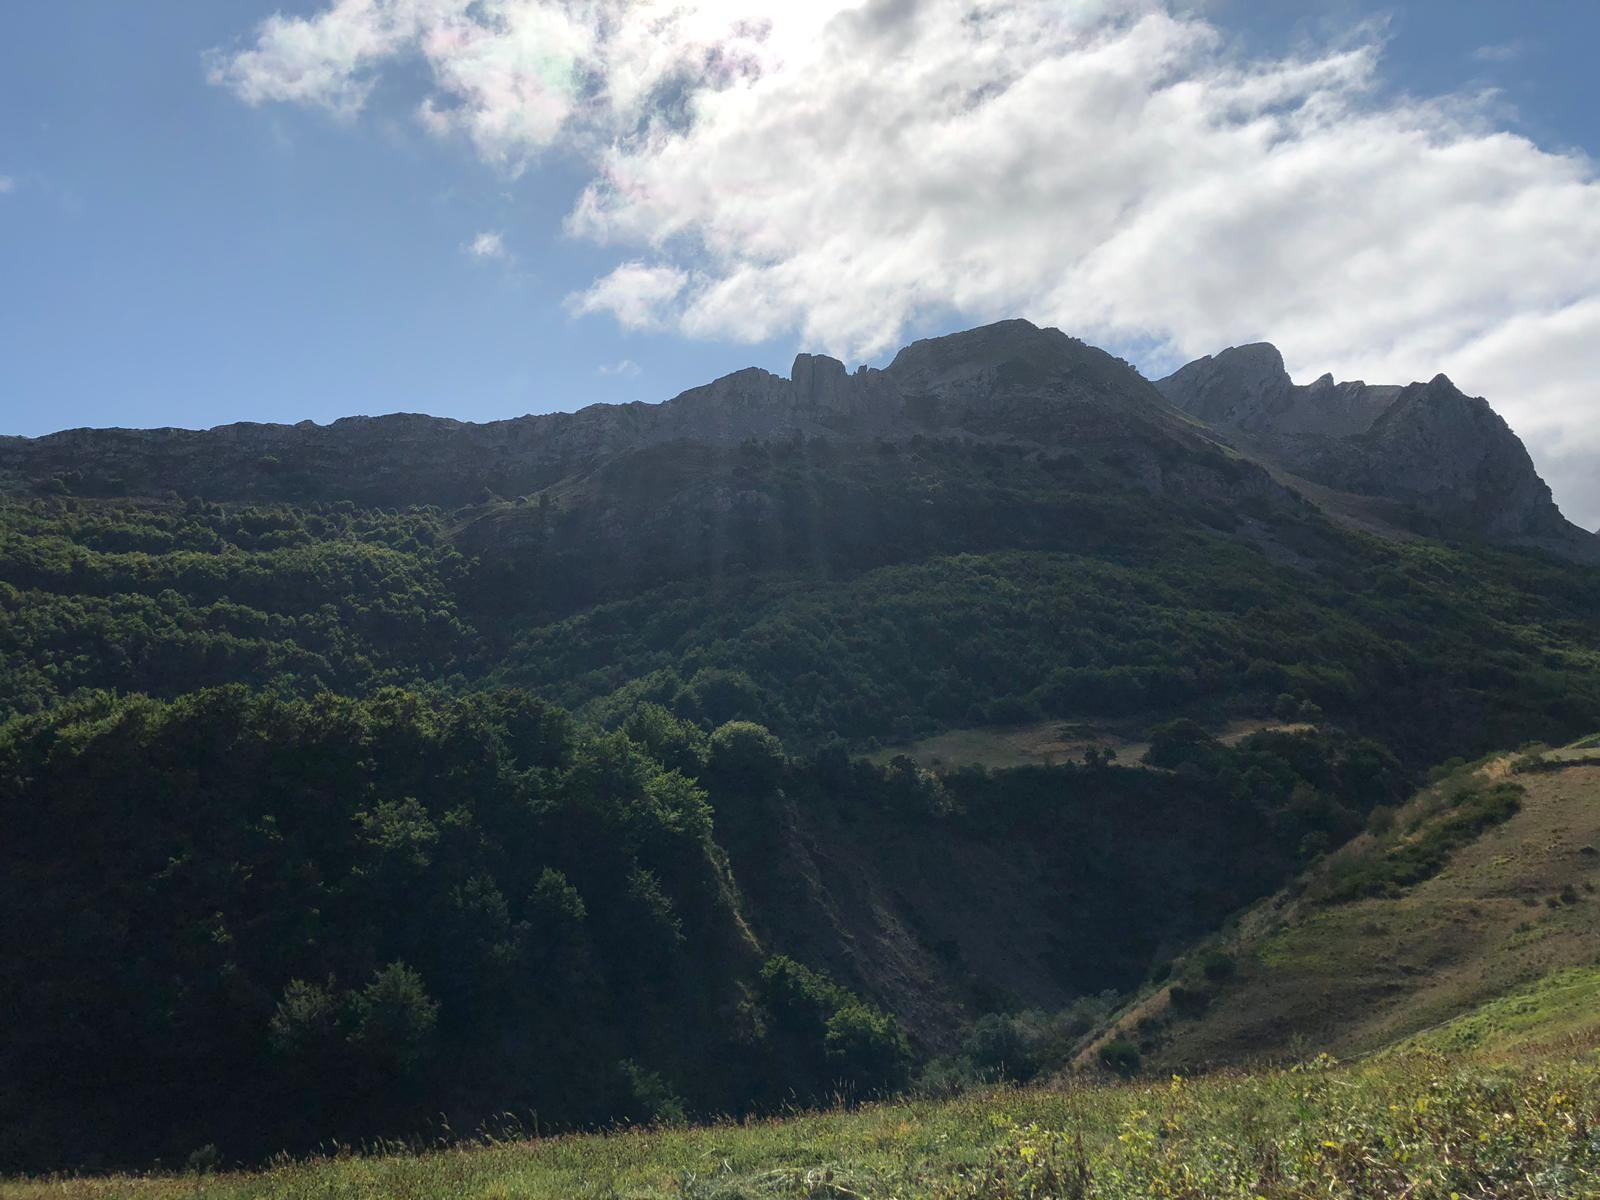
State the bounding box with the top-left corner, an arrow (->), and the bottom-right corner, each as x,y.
1157,343 -> 1398,438
1157,346 -> 1594,558
2,320 -> 1589,561
0,321 -> 1188,508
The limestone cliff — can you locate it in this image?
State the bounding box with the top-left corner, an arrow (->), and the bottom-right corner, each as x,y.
1157,345 -> 1592,557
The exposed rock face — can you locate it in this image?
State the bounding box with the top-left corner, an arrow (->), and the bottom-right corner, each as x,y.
0,321 -> 1193,508
1159,343 -> 1398,439
1,319 -> 1589,561
1157,346 -> 1593,557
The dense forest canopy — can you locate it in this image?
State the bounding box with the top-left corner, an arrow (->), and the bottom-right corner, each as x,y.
5,491 -> 1598,762
1,684 -> 1406,1169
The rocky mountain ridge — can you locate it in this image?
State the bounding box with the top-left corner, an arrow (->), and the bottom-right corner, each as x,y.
1,322 -> 1171,506
3,319 -> 1592,560
1157,342 -> 1594,557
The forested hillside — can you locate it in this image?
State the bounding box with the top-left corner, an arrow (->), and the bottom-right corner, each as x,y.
6,489 -> 1599,762
1,685 -> 1409,1168
4,322 -> 1600,1172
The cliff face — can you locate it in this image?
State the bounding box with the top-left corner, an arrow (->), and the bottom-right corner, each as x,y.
1157,343 -> 1399,439
1157,346 -> 1592,557
0,321 -> 1219,509
2,319 -> 1589,560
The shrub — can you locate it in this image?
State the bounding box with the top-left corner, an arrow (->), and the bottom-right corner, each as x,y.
960,1013 -> 1039,1082
268,979 -> 342,1065
622,703 -> 709,777
1321,782 -> 1524,904
825,1004 -> 913,1094
1098,1038 -> 1141,1077
985,695 -> 1041,725
615,1060 -> 687,1127
759,956 -> 911,1097
1143,718 -> 1219,769
1168,983 -> 1210,1015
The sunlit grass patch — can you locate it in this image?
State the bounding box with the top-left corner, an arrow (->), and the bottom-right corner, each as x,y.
1399,967 -> 1600,1057
6,1052 -> 1598,1200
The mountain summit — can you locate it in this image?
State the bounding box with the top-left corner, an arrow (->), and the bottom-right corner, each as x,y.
1,320 -> 1589,559
1157,343 -> 1591,556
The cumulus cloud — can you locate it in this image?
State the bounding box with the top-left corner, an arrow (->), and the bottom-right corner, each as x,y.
566,261 -> 688,330
597,358 -> 641,378
465,229 -> 509,260
211,0 -> 1600,525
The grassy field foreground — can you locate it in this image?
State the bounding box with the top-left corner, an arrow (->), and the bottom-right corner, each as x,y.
7,1042 -> 1598,1200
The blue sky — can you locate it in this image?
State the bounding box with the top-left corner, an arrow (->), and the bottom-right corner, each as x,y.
2,2 -> 1597,522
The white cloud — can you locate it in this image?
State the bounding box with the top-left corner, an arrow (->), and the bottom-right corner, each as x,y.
464,229 -> 508,260
213,1 -> 1600,526
1470,40 -> 1524,64
206,0 -> 427,116
0,176 -> 14,195
565,261 -> 687,331
597,358 -> 642,378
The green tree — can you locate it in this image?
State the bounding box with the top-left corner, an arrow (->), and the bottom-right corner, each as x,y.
348,963 -> 439,1074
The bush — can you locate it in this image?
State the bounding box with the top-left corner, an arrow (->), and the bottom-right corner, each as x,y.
759,955 -> 910,1096
985,695 -> 1042,725
1142,718 -> 1219,769
825,1004 -> 913,1095
1199,950 -> 1236,983
268,979 -> 342,1065
960,1013 -> 1039,1082
1322,783 -> 1524,903
616,1060 -> 688,1127
1168,983 -> 1210,1015
1098,1038 -> 1141,1077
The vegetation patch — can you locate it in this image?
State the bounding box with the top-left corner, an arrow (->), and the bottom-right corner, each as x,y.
1319,782 -> 1524,903
4,1054 -> 1596,1199
1398,967 -> 1600,1056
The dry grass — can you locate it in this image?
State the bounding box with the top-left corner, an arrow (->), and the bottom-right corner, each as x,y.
868,718 -> 1307,771
1100,755 -> 1600,1073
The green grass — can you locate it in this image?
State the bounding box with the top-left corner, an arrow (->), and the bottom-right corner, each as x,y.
1399,966 -> 1600,1057
1318,781 -> 1524,903
7,1050 -> 1598,1199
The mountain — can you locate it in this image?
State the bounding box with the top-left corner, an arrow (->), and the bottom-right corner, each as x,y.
7,320 -> 1591,566
6,320 -> 1600,1171
0,322 -> 1176,507
1156,343 -> 1595,557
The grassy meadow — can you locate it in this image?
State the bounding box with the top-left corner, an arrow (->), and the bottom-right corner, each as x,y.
5,1041 -> 1597,1200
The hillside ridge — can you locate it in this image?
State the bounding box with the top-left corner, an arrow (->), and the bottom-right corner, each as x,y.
1078,742 -> 1600,1074
1157,343 -> 1593,557
3,319 -> 1589,559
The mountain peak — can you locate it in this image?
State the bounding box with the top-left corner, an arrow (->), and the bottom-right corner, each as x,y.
1154,342 -> 1292,428
790,352 -> 850,405
1214,342 -> 1288,374
884,318 -> 1048,380
1158,343 -> 1593,557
